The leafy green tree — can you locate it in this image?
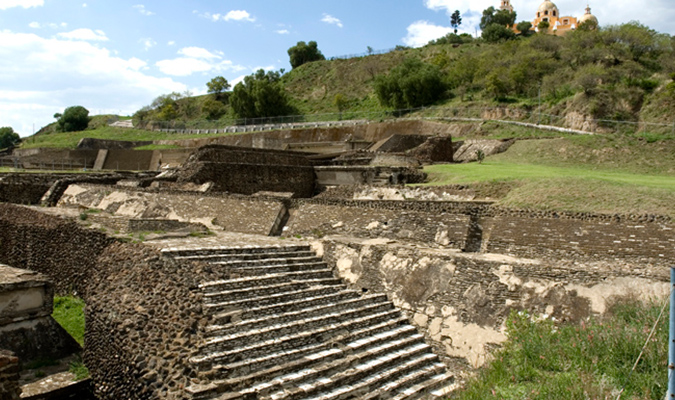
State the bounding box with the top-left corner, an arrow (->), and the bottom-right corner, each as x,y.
202,98 -> 227,120
537,20 -> 550,32
206,76 -> 231,100
482,24 -> 516,43
0,127 -> 20,148
333,94 -> 348,120
516,21 -> 533,36
287,41 -> 325,69
56,106 -> 90,132
480,7 -> 516,30
230,69 -> 294,120
374,58 -> 446,109
450,10 -> 462,34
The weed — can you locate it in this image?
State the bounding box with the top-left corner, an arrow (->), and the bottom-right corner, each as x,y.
34,370 -> 46,378
24,358 -> 59,370
69,357 -> 90,381
79,213 -> 87,221
52,296 -> 85,346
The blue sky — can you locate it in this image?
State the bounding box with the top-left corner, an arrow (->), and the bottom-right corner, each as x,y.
1,0 -> 673,136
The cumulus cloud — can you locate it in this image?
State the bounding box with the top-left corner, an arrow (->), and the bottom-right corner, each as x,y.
275,29 -> 290,35
321,14 -> 343,28
178,46 -> 221,60
0,0 -> 43,10
133,4 -> 154,16
0,30 -> 185,135
155,47 -> 246,77
223,10 -> 255,22
403,20 -> 453,47
200,10 -> 255,22
29,22 -> 40,28
167,40 -> 175,46
57,29 -> 109,41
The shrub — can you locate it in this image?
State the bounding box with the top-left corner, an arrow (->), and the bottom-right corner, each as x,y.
374,58 -> 446,109
56,106 -> 90,132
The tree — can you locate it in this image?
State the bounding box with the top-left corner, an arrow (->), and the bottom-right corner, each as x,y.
333,94 -> 348,120
230,69 -> 295,120
56,106 -> 90,132
202,98 -> 227,120
287,41 -> 325,69
482,24 -> 516,43
374,58 -> 446,109
480,7 -> 516,30
206,76 -> 231,100
367,46 -> 374,55
537,20 -> 550,32
0,127 -> 20,148
516,21 -> 533,36
450,10 -> 462,34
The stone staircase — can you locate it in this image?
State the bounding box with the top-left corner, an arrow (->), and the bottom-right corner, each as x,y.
161,245 -> 456,400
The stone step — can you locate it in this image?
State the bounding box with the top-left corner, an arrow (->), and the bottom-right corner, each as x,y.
172,250 -> 317,263
220,261 -> 329,276
200,269 -> 335,293
275,351 -> 439,400
161,245 -> 311,258
187,321 -> 416,399
192,309 -> 402,369
246,333 -> 428,398
361,363 -> 449,400
207,294 -> 389,337
387,372 -> 457,400
211,290 -> 361,324
205,286 -> 345,314
211,256 -> 324,269
203,278 -> 343,304
203,302 -> 397,352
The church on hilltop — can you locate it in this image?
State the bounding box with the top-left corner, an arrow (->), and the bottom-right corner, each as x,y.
501,0 -> 598,34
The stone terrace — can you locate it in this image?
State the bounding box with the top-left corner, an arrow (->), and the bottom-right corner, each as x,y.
160,244 -> 457,400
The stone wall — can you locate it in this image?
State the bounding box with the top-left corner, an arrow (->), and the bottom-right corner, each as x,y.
0,350 -> 20,400
0,203 -> 230,400
318,237 -> 669,368
484,215 -> 675,260
0,173 -> 59,204
286,202 -> 470,248
177,146 -> 316,198
58,184 -> 285,235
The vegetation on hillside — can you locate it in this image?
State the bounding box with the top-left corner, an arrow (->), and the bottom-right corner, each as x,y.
0,127 -> 20,149
452,298 -> 668,400
52,296 -> 85,346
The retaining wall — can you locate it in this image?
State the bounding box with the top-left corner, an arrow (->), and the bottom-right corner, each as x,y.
0,204 -> 227,400
319,236 -> 669,368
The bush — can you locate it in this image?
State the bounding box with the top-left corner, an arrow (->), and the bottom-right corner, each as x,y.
230,69 -> 295,119
288,41 -> 325,69
482,24 -> 516,43
0,127 -> 20,148
56,106 -> 90,132
374,58 -> 446,109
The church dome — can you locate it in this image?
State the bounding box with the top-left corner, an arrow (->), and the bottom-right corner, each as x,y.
537,0 -> 559,14
578,5 -> 598,26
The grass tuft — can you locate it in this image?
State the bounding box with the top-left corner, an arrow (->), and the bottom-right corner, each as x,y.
451,299 -> 668,400
52,296 -> 85,346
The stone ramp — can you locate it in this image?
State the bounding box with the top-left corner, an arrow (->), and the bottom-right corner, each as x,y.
161,245 -> 456,400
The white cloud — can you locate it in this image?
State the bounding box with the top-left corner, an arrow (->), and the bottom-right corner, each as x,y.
403,20 -> 453,47
140,38 -> 156,51
30,22 -> 68,30
0,30 -> 185,135
178,46 -> 220,60
82,3 -> 87,7
133,4 -> 154,16
230,74 -> 247,87
223,10 -> 255,22
321,14 -> 343,28
0,0 -> 43,10
29,22 -> 40,29
167,40 -> 175,46
275,29 -> 290,35
155,48 -> 246,77
57,29 -> 109,41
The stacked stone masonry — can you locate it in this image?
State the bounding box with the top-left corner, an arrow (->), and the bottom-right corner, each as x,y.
160,245 -> 456,399
0,350 -> 21,400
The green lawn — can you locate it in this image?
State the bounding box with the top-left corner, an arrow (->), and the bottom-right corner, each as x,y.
422,161 -> 675,217
20,126 -> 234,149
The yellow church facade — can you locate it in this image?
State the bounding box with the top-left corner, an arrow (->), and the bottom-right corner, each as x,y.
501,0 -> 598,34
